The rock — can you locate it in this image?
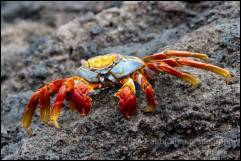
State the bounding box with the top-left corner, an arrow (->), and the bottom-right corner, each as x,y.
28,62 -> 49,79
163,137 -> 184,151
157,1 -> 186,12
90,24 -> 102,36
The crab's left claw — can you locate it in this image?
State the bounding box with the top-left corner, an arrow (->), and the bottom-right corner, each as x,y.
115,78 -> 137,118
72,82 -> 93,115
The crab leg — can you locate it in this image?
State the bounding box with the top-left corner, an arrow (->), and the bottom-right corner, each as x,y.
22,91 -> 40,136
115,77 -> 137,118
142,50 -> 210,63
49,79 -> 75,129
65,92 -> 76,113
39,86 -> 50,124
22,79 -> 67,136
158,57 -> 231,84
146,62 -> 199,89
132,72 -> 156,112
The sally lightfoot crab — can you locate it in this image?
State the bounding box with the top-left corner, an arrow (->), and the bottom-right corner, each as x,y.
22,50 -> 231,136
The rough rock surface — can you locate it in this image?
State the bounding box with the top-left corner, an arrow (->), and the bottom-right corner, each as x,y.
1,1 -> 240,160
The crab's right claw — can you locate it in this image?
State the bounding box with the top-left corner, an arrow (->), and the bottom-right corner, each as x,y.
115,79 -> 137,118
72,82 -> 92,115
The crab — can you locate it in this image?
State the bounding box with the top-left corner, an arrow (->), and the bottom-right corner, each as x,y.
22,50 -> 231,136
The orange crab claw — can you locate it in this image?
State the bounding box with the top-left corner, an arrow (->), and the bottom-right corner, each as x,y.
72,82 -> 92,115
70,81 -> 106,115
72,83 -> 92,115
22,91 -> 40,136
115,85 -> 137,118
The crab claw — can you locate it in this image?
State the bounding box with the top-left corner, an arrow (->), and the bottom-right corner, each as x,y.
72,82 -> 92,115
115,87 -> 137,118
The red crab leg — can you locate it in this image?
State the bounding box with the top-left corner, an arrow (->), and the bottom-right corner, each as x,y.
49,79 -> 75,129
142,50 -> 210,63
132,72 -> 156,112
157,57 -> 231,84
39,86 -> 50,124
146,62 -> 199,90
22,79 -> 67,136
49,77 -> 104,128
40,79 -> 69,124
115,77 -> 137,118
22,91 -> 40,136
65,92 -> 76,113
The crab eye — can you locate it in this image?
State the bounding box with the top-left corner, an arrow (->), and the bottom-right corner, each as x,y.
81,59 -> 86,66
115,54 -> 121,62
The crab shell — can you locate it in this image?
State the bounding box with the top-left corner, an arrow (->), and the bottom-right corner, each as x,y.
77,54 -> 145,83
